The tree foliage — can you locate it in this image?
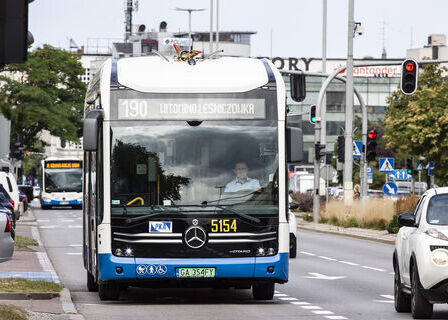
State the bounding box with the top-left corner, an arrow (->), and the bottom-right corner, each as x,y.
383,63 -> 448,184
0,45 -> 86,149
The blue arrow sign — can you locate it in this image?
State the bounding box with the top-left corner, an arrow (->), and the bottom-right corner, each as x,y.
428,168 -> 433,177
389,169 -> 412,181
416,161 -> 423,172
428,161 -> 435,169
353,141 -> 362,159
379,158 -> 394,173
383,182 -> 398,196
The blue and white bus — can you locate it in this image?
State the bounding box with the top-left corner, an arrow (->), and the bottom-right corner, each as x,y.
40,158 -> 83,209
82,53 -> 302,300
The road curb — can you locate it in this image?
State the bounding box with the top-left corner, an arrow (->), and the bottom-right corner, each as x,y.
298,224 -> 396,245
0,291 -> 60,300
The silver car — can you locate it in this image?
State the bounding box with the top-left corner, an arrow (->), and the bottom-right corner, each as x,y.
0,209 -> 14,262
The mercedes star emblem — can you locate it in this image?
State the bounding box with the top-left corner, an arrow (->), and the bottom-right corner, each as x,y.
184,226 -> 207,249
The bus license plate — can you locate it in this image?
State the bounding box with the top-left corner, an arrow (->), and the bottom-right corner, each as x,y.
177,267 -> 215,278
60,201 -> 69,205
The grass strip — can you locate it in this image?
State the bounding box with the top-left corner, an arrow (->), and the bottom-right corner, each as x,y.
0,304 -> 27,320
15,236 -> 38,246
0,279 -> 61,293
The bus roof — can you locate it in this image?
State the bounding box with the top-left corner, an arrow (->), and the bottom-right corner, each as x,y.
112,56 -> 273,93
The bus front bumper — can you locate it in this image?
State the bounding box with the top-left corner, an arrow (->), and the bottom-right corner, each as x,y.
41,199 -> 82,206
97,253 -> 288,284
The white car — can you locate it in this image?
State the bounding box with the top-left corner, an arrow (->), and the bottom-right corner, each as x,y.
0,172 -> 20,220
394,187 -> 448,319
0,208 -> 14,262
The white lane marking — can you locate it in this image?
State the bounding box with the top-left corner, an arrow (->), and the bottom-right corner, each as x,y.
338,260 -> 359,266
66,252 -> 82,255
279,297 -> 298,301
380,294 -> 394,300
305,273 -> 346,280
37,219 -> 49,222
389,272 -> 395,275
374,300 -> 394,304
40,226 -> 57,229
290,301 -> 310,305
325,316 -> 347,320
362,266 -> 385,272
300,251 -> 316,256
68,225 -> 82,228
318,256 -> 336,261
313,311 -> 334,315
69,244 -> 83,247
274,290 -> 280,293
62,219 -> 75,222
274,293 -> 288,297
301,306 -> 322,310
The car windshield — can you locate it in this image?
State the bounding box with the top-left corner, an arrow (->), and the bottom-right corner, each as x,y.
110,121 -> 279,216
44,168 -> 82,193
426,194 -> 448,225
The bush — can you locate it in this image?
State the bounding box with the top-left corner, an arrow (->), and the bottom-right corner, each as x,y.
344,217 -> 360,228
291,192 -> 314,213
387,213 -> 400,234
302,213 -> 313,222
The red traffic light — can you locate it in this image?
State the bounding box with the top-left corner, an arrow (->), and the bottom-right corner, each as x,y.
405,63 -> 415,72
368,130 -> 378,140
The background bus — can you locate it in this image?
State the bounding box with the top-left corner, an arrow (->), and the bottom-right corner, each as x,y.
82,54 -> 302,301
40,158 -> 83,209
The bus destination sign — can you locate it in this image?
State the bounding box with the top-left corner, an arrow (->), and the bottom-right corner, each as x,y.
46,161 -> 81,169
118,99 -> 266,120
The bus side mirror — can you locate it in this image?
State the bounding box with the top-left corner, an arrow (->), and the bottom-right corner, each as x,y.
286,127 -> 303,163
290,74 -> 306,102
83,109 -> 104,151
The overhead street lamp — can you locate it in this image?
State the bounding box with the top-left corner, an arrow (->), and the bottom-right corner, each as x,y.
174,7 -> 205,47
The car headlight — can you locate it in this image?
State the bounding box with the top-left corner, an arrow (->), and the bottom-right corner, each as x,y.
425,228 -> 448,241
432,249 -> 448,266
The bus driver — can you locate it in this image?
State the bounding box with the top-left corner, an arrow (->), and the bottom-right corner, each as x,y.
224,162 -> 261,193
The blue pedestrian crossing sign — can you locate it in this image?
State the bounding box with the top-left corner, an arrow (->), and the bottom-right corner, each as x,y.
353,141 -> 362,159
379,158 -> 394,173
383,182 -> 398,196
416,161 -> 423,172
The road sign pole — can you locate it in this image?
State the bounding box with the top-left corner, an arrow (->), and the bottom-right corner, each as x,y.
418,171 -> 421,195
326,165 -> 329,204
411,176 -> 415,195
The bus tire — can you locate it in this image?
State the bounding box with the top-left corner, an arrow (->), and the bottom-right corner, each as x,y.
98,283 -> 120,301
252,281 -> 275,300
289,234 -> 297,258
87,271 -> 98,292
41,205 -> 50,210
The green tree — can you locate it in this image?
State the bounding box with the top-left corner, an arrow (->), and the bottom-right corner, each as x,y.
0,45 -> 86,149
383,63 -> 448,184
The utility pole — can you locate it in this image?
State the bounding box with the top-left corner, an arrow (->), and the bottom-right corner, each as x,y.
344,0 -> 355,204
215,0 -> 219,51
209,0 -> 214,54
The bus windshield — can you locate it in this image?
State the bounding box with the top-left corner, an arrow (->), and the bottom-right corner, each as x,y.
110,121 -> 279,215
44,168 -> 82,193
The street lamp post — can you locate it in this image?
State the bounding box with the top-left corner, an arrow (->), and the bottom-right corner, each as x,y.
175,7 -> 205,49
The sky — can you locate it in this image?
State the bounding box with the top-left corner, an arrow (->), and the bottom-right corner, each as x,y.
29,0 -> 448,59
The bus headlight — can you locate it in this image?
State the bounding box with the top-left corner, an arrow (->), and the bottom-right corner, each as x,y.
256,247 -> 276,257
256,248 -> 265,256
124,248 -> 133,257
114,248 -> 123,256
432,249 -> 448,266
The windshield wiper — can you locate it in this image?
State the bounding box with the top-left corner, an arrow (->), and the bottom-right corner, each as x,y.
180,204 -> 261,224
124,209 -> 182,224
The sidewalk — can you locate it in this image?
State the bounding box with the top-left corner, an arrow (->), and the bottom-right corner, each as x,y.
0,206 -> 84,320
298,219 -> 396,245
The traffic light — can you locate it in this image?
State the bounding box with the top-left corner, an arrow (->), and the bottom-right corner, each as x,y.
366,130 -> 378,162
290,74 -> 306,102
400,59 -> 418,95
0,0 -> 33,65
325,152 -> 332,165
309,105 -> 317,124
314,142 -> 326,161
337,135 -> 345,163
9,135 -> 24,160
406,158 -> 413,175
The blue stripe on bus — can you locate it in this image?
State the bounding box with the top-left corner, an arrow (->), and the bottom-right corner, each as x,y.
262,59 -> 276,84
41,200 -> 82,205
98,253 -> 288,282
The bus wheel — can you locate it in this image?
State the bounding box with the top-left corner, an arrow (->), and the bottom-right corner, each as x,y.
252,282 -> 275,300
87,271 -> 98,292
98,283 -> 120,301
